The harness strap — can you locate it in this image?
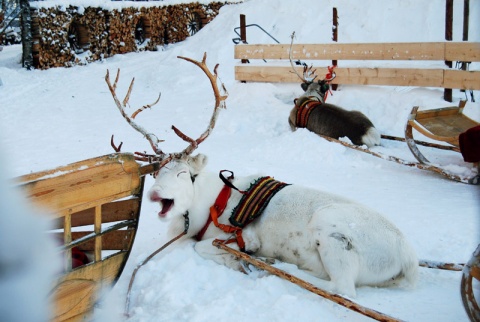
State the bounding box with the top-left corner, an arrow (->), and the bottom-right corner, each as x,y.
296,99 -> 322,128
195,184 -> 231,241
196,170 -> 247,250
210,203 -> 246,251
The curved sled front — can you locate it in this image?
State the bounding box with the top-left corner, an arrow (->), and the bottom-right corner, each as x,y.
16,153 -> 150,321
461,244 -> 480,322
405,100 -> 477,163
405,101 -> 480,184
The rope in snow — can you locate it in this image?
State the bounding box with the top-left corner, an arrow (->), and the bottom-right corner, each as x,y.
124,213 -> 189,317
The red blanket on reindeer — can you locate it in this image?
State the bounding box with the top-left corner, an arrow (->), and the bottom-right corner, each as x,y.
459,125 -> 480,163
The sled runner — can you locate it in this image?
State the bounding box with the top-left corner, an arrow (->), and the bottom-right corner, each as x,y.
16,153 -> 156,322
461,244 -> 480,322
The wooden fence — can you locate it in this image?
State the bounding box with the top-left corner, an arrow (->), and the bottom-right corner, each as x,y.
234,42 -> 480,92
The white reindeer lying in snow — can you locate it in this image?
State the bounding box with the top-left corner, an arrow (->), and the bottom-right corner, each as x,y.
148,154 -> 418,298
106,53 -> 418,298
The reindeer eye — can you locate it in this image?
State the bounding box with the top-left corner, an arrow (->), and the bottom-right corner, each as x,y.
177,170 -> 187,177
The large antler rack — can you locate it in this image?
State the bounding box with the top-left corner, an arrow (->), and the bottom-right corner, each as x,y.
105,52 -> 228,170
289,31 -> 317,83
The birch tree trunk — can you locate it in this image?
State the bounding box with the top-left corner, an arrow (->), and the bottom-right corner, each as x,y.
20,0 -> 32,69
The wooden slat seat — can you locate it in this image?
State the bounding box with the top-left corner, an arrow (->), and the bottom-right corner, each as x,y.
405,101 -> 479,167
15,153 -> 152,322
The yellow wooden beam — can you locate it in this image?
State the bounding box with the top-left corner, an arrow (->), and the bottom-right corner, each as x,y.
235,42 -> 480,62
235,65 -> 480,90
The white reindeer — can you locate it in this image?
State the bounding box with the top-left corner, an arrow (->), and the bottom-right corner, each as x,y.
148,154 -> 418,298
106,53 -> 418,298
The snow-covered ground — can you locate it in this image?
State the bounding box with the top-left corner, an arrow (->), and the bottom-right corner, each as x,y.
0,0 -> 479,321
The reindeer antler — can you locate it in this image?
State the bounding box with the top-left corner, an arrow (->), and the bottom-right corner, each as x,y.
105,53 -> 228,165
105,69 -> 164,157
174,52 -> 228,156
289,32 -> 317,83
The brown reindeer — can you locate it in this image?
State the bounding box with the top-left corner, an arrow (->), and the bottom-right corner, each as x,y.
288,34 -> 381,148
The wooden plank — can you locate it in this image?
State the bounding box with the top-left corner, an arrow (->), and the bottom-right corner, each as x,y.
235,42 -> 447,61
52,230 -> 134,251
235,42 -> 479,62
94,205 -> 101,262
445,42 -> 480,62
51,198 -> 140,229
57,251 -> 127,288
52,252 -> 127,321
444,69 -> 480,90
334,67 -> 444,87
17,153 -> 141,217
415,106 -> 462,119
51,279 -> 95,322
235,65 -> 445,87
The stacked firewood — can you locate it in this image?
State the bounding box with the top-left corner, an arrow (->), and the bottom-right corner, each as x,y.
30,2 -> 231,69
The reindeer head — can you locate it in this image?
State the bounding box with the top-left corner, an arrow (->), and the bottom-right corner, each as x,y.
105,53 -> 227,220
300,79 -> 330,103
289,32 -> 335,103
149,154 -> 207,219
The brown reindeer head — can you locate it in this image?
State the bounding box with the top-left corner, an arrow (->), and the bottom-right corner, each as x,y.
289,32 -> 336,103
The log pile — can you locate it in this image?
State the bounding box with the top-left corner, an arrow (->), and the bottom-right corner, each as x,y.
29,2 -> 230,69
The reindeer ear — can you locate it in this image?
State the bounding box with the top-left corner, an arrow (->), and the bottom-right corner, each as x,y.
188,154 -> 208,173
301,82 -> 310,92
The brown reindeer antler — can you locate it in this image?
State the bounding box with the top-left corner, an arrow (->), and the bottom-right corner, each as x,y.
289,32 -> 317,83
106,53 -> 228,164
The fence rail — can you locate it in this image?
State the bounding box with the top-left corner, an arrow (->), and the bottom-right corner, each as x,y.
234,42 -> 480,90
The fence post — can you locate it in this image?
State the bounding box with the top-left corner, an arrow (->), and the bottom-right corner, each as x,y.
444,0 -> 453,102
331,7 -> 338,91
463,0 -> 469,41
240,14 -> 247,64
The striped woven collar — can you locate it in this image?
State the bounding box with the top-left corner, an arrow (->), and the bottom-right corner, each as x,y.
229,176 -> 290,228
295,98 -> 322,128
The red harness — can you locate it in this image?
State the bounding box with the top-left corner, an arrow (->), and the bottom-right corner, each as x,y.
295,99 -> 322,128
195,184 -> 246,251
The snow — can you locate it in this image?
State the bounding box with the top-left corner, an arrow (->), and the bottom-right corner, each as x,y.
1,0 -> 479,321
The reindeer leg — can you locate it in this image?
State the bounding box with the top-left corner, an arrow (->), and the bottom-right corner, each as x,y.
194,238 -> 246,272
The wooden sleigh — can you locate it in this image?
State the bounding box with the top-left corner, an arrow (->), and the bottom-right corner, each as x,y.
461,244 -> 480,322
405,100 -> 480,184
16,153 -> 157,322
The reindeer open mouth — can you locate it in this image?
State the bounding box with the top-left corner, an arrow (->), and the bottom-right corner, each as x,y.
159,198 -> 174,217
150,192 -> 174,217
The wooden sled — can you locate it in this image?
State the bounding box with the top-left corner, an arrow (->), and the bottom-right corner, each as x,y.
405,100 -> 480,183
461,244 -> 480,322
15,153 -> 157,322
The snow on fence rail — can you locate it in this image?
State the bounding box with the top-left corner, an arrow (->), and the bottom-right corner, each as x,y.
234,42 -> 480,92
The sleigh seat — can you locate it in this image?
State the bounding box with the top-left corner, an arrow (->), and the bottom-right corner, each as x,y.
405,100 -> 480,183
